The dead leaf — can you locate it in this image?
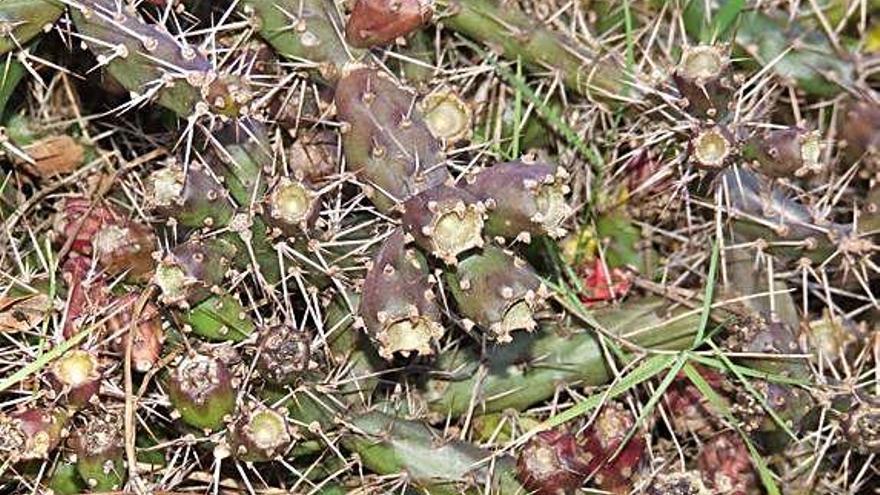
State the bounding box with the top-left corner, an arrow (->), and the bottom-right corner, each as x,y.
0,293 -> 52,333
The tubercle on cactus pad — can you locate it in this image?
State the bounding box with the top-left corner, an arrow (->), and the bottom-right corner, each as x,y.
334,67 -> 450,213
401,184 -> 486,264
357,228 -> 444,359
463,159 -> 571,241
445,246 -> 547,342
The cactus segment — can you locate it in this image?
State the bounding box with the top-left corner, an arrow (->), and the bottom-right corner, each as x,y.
346,0 -> 433,48
288,129 -> 338,184
735,10 -> 854,97
425,297 -> 705,417
516,427 -> 591,495
256,325 -> 311,385
445,246 -> 545,342
326,291 -> 384,403
464,160 -> 571,240
401,185 -> 485,263
673,45 -> 733,118
207,119 -> 273,206
358,229 -> 443,359
839,99 -> 880,178
69,0 -> 226,116
50,349 -> 101,408
71,413 -> 126,491
0,408 -> 67,462
178,292 -> 255,342
743,127 -> 822,178
107,294 -> 164,372
153,237 -> 236,307
228,403 -> 295,462
436,0 -> 633,104
580,402 -> 645,493
334,68 -> 449,213
419,89 -> 472,142
695,432 -> 757,494
0,0 -> 63,56
239,0 -> 361,84
399,30 -> 436,87
691,126 -> 733,169
167,352 -> 237,431
343,410 -> 525,493
147,161 -> 235,229
47,462 -> 87,495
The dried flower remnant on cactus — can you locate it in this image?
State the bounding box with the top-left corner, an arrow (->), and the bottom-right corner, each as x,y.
256,325 -> 312,385
167,352 -> 237,431
70,413 -> 126,491
358,229 -> 444,359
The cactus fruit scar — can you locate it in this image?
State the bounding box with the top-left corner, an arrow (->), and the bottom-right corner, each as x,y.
358,229 -> 444,359
228,402 -> 295,462
464,160 -> 571,241
264,176 -> 319,236
401,185 -> 486,264
49,349 -> 101,408
419,89 -> 473,142
167,351 -> 237,432
346,0 -> 433,49
445,246 -> 547,342
691,126 -> 733,169
334,67 -> 449,213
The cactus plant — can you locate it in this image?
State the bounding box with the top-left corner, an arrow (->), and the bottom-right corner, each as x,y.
580,402 -> 646,494
672,44 -> 733,119
743,127 -> 823,178
256,325 -> 312,385
445,246 -> 547,342
0,408 -> 67,462
346,0 -> 433,49
49,349 -> 101,408
166,351 -> 237,431
516,427 -> 591,495
106,294 -> 165,373
0,0 -> 63,56
70,413 -> 126,491
227,402 -> 295,462
335,67 -> 449,213
358,229 -> 443,359
463,160 -> 571,241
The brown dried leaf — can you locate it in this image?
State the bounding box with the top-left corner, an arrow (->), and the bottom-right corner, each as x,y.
0,294 -> 51,333
18,135 -> 85,178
